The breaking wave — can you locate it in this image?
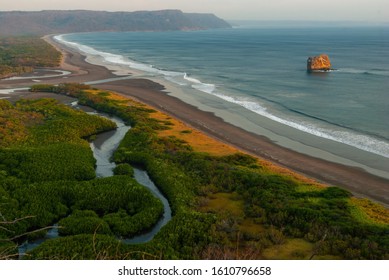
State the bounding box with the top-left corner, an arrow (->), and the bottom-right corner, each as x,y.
338,68 -> 389,76
207,92 -> 389,158
54,35 -> 389,159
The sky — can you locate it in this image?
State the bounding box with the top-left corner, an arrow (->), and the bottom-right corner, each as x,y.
2,0 -> 388,22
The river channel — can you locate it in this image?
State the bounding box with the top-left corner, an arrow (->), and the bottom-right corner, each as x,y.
18,111 -> 171,258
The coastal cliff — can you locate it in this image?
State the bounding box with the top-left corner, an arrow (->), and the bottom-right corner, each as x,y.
0,10 -> 231,36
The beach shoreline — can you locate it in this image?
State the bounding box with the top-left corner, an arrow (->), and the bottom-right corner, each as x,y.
2,34 -> 389,208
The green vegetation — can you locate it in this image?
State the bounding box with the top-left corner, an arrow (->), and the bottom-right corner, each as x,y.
0,96 -> 163,258
113,164 -> 134,176
1,83 -> 389,260
0,98 -> 115,182
0,37 -> 61,78
0,10 -> 231,37
59,210 -> 112,236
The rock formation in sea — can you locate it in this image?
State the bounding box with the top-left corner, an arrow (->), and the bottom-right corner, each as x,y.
307,54 -> 332,72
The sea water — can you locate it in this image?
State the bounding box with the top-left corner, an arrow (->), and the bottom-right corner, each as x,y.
56,25 -> 389,178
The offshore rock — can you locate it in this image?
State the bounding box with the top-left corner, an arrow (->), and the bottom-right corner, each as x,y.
307,54 -> 332,72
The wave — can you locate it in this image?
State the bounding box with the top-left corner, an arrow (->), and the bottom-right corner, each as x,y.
54,35 -> 184,78
184,73 -> 216,94
208,92 -> 389,158
54,35 -> 389,158
55,35 -> 217,93
338,68 -> 389,77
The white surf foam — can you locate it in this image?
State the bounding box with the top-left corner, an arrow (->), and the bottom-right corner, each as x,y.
56,35 -> 217,93
338,68 -> 389,76
54,35 -> 389,158
184,73 -> 216,94
55,35 -> 185,79
210,92 -> 389,158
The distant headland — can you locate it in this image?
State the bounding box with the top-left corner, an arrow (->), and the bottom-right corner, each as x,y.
0,10 -> 231,36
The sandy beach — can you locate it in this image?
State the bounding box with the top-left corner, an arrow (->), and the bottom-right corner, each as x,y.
1,35 -> 389,207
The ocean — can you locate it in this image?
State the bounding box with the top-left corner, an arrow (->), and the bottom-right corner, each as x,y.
56,25 -> 389,179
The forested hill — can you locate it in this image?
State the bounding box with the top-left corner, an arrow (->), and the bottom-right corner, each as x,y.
0,10 -> 231,36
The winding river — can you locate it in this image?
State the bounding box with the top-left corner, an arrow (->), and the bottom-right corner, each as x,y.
18,112 -> 171,258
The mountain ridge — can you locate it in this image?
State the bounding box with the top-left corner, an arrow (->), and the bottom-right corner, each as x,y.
0,10 -> 231,36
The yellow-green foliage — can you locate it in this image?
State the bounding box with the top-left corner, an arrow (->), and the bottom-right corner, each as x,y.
201,192 -> 244,216
0,98 -> 117,183
17,98 -> 116,146
0,100 -> 43,147
295,184 -> 323,193
263,238 -> 315,260
349,198 -> 389,225
0,37 -> 61,78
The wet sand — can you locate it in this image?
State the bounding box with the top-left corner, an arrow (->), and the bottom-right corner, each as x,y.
1,35 -> 389,207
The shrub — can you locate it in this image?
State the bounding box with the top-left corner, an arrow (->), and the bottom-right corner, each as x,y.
59,210 -> 112,236
113,164 -> 134,176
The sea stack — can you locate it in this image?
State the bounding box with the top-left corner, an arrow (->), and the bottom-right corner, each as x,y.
307,54 -> 332,72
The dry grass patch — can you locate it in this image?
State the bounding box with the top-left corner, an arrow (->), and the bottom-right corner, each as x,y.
85,89 -> 147,108
200,192 -> 244,216
262,238 -> 314,260
239,219 -> 265,235
149,110 -> 238,156
199,193 -> 265,237
258,159 -> 325,188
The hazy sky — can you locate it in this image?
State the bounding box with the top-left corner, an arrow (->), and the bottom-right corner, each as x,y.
2,0 -> 388,22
